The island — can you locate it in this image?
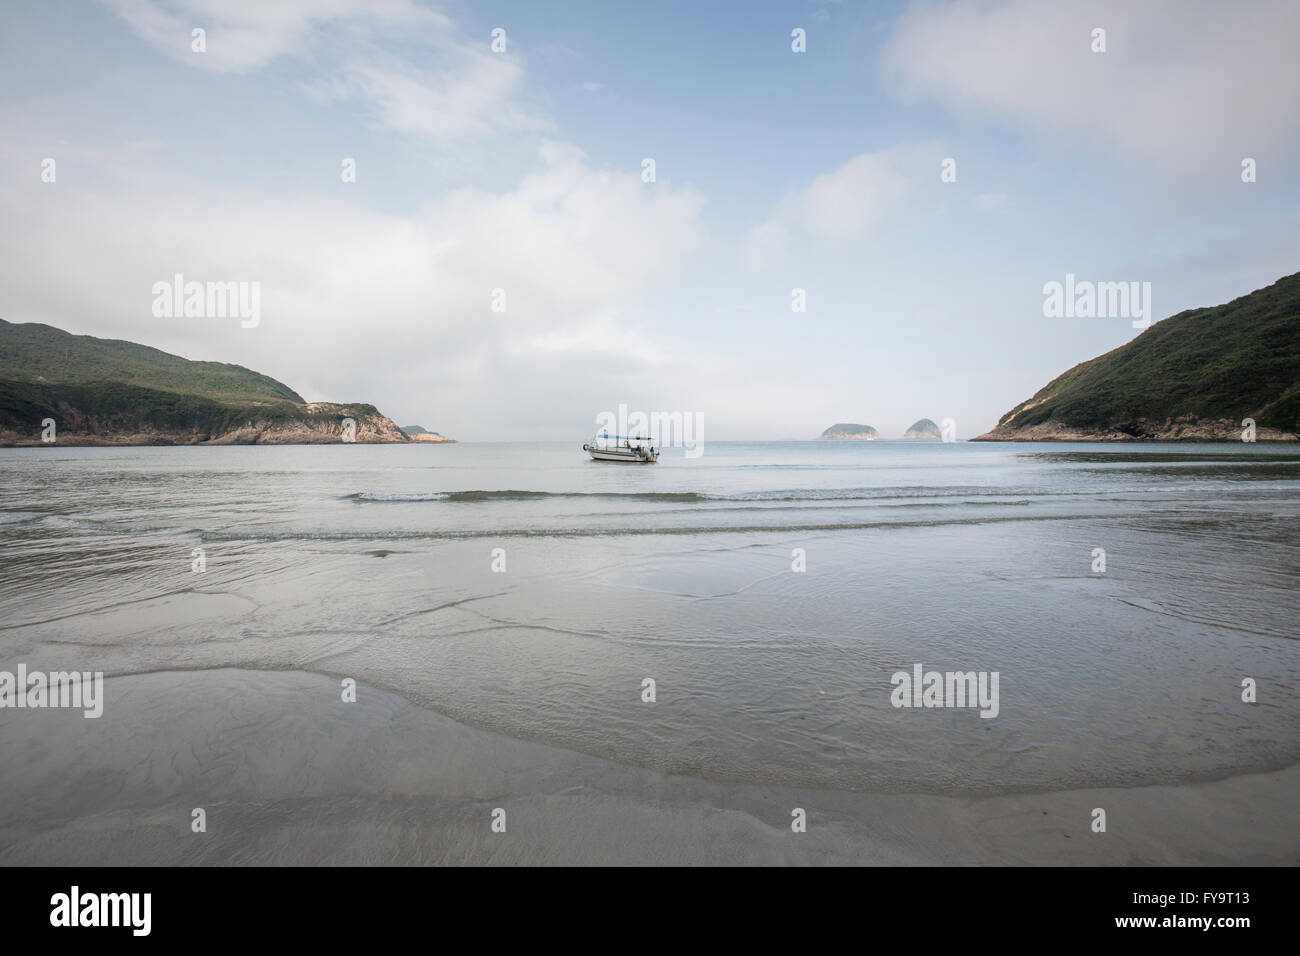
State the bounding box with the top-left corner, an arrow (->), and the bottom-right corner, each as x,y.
0,319 -> 421,446
901,418 -> 942,440
400,425 -> 456,443
818,423 -> 878,440
974,270 -> 1300,441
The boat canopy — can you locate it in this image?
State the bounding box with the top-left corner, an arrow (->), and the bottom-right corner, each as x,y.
594,433 -> 654,441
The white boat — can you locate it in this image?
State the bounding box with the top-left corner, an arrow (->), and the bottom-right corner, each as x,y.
582,432 -> 659,463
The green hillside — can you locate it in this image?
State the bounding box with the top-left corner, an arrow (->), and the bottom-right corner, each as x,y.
994,271 -> 1300,432
0,319 -> 304,403
0,378 -> 382,436
0,319 -> 403,443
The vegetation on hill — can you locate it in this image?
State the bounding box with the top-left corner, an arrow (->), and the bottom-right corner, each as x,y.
0,319 -> 304,403
0,319 -> 406,444
986,271 -> 1300,436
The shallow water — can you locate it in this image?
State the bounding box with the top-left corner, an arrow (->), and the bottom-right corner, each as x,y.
1,441 -> 1297,796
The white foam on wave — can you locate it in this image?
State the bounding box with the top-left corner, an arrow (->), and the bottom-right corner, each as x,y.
355,492 -> 451,502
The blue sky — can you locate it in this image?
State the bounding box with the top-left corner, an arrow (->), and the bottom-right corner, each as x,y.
1,0 -> 1298,440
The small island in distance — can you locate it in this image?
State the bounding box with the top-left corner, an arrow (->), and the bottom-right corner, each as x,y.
400,425 -> 455,443
817,420 -> 942,439
818,423 -> 878,440
901,418 -> 942,440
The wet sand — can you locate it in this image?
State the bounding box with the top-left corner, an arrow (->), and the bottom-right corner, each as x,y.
1,668 -> 1295,866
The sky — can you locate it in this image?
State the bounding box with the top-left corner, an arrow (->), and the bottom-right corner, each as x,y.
1,0 -> 1298,441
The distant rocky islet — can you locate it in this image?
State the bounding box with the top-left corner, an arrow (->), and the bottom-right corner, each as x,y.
817,419 -> 942,440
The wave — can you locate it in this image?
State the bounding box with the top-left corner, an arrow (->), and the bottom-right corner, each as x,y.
351,492 -> 451,502
350,489 -> 710,503
202,511 -> 1143,543
346,486 -> 1076,505
0,511 -> 42,525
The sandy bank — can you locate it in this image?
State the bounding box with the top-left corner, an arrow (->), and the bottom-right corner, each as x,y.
1,669 -> 1294,866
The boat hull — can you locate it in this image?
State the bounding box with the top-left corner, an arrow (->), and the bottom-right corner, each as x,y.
583,444 -> 659,463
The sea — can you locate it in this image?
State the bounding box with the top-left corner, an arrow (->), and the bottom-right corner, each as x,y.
1,440 -> 1297,805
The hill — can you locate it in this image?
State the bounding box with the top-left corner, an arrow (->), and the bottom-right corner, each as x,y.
0,319 -> 410,445
974,271 -> 1300,441
0,319 -> 304,403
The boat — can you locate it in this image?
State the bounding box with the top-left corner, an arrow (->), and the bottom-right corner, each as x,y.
582,432 -> 659,463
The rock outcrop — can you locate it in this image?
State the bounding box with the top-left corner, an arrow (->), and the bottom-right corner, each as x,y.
973,417 -> 1295,442
400,425 -> 456,443
0,401 -> 409,446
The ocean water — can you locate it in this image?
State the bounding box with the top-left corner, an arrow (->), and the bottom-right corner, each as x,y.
1,440 -> 1298,799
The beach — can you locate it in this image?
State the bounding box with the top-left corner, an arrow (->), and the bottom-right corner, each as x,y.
2,667 -> 1295,865
1,441 -> 1297,865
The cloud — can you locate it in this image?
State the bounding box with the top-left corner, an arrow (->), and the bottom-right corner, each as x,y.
100,0 -> 436,72
880,0 -> 1300,169
746,142 -> 942,266
333,52 -> 550,141
99,0 -> 547,142
0,140 -> 709,439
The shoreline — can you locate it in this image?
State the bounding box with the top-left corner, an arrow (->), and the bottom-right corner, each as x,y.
0,435 -> 455,447
973,419 -> 1298,442
970,436 -> 1298,442
4,436 -> 1296,447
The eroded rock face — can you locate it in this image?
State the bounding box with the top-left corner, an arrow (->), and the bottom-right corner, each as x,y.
0,404 -> 413,446
204,410 -> 406,444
